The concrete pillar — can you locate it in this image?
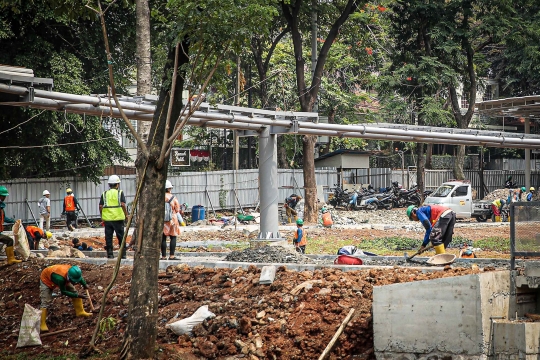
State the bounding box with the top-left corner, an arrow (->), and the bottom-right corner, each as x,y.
258,127 -> 281,239
525,118 -> 531,191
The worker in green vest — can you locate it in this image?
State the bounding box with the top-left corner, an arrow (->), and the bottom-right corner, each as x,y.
99,175 -> 129,259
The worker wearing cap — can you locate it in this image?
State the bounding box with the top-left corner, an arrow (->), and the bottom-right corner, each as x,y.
99,175 -> 128,259
284,194 -> 302,223
293,218 -> 307,254
39,265 -> 91,332
0,186 -> 20,265
38,190 -> 51,231
63,188 -> 80,231
527,187 -> 535,202
407,205 -> 456,254
519,186 -> 527,201
25,225 -> 52,250
491,198 -> 505,222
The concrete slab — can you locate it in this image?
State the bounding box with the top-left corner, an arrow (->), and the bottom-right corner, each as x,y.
493,321 -> 540,357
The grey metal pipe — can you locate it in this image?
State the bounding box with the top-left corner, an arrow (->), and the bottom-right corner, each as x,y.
258,126 -> 281,239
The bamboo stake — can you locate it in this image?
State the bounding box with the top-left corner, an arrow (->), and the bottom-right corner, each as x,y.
41,327 -> 77,338
86,289 -> 95,311
318,308 -> 355,360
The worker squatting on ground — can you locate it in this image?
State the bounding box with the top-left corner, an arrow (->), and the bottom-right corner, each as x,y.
162,180 -> 181,260
528,187 -> 535,201
407,204 -> 456,255
99,175 -> 129,259
39,264 -> 91,332
491,198 -> 506,222
38,190 -> 51,231
63,188 -> 80,231
284,194 -> 302,223
293,218 -> 307,254
25,225 -> 52,250
0,186 -> 21,265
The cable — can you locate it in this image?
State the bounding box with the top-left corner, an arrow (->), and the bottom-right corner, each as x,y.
0,136 -> 115,149
0,110 -> 45,135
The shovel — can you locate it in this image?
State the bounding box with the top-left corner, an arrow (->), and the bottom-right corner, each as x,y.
404,244 -> 434,262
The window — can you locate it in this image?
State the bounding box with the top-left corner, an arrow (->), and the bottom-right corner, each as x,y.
121,120 -> 138,149
432,185 -> 454,197
454,186 -> 468,197
483,85 -> 493,101
460,96 -> 469,109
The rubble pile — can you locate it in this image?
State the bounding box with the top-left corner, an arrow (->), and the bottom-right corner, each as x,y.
483,189 -> 511,202
0,260 -> 490,359
224,246 -> 314,264
329,209 -> 420,228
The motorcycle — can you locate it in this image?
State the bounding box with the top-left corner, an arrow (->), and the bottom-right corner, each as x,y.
365,193 -> 394,210
329,184 -> 350,208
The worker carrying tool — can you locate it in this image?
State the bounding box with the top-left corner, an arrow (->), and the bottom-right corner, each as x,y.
293,218 -> 307,254
25,225 -> 52,250
284,194 -> 302,223
407,205 -> 456,255
491,198 -> 505,222
39,264 -> 91,332
0,186 -> 20,265
528,187 -> 535,201
63,188 -> 80,231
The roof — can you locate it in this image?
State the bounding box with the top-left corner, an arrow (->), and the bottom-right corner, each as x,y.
315,149 -> 375,162
477,96 -> 540,118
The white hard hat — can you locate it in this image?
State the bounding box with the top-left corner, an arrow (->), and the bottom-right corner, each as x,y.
42,190 -> 50,196
108,175 -> 121,184
165,180 -> 173,189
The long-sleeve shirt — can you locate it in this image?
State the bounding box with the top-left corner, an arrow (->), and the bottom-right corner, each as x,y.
415,206 -> 434,247
51,273 -> 87,298
527,192 -> 533,201
0,202 -> 14,234
294,227 -> 304,244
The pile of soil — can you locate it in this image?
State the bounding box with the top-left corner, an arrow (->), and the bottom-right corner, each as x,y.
224,246 -> 314,264
0,259 -> 491,359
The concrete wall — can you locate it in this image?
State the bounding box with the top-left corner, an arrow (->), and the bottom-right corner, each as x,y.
315,154 -> 369,169
493,321 -> 540,358
373,271 -> 510,359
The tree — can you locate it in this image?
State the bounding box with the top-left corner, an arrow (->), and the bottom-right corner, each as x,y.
280,0 -> 363,222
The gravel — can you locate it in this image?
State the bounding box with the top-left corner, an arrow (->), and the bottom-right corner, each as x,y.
224,245 -> 317,264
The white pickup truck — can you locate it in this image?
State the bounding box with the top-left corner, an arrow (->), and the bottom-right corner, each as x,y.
423,181 -> 492,222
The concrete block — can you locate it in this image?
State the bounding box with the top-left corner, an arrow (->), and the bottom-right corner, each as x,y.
525,261 -> 540,277
493,321 -> 540,356
259,266 -> 276,285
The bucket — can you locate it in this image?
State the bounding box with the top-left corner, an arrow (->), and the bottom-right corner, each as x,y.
191,205 -> 206,222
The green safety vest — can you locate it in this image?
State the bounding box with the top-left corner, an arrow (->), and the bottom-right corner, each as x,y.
101,189 -> 125,221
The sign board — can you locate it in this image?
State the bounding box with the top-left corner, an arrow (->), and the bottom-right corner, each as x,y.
171,148 -> 190,167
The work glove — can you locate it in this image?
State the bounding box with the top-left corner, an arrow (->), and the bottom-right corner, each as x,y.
78,293 -> 88,299
83,284 -> 89,290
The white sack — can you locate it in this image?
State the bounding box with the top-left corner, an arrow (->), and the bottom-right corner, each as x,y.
13,220 -> 31,260
165,305 -> 216,336
16,304 -> 42,347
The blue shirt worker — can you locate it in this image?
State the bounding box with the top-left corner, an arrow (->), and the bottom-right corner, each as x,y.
527,187 -> 535,201
284,194 -> 301,223
293,218 -> 307,254
99,175 -> 129,259
407,204 -> 456,254
0,186 -> 20,265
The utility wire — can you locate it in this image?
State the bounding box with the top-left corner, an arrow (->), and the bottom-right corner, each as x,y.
0,110 -> 45,135
0,136 -> 115,149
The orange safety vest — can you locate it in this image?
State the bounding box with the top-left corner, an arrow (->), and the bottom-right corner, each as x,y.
322,212 -> 333,227
429,205 -> 450,226
294,228 -> 307,246
26,225 -> 44,239
40,264 -> 71,289
64,195 -> 76,211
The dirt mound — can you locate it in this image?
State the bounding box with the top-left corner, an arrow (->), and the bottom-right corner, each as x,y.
483,188 -> 510,201
224,245 -> 313,264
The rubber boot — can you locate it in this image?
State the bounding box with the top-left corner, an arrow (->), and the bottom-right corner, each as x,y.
6,246 -> 22,265
287,217 -> 292,223
72,298 -> 92,317
434,244 -> 446,254
495,215 -> 501,222
40,308 -> 49,332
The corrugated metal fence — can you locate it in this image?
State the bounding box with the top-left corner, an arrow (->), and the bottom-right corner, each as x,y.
2,169 -> 337,223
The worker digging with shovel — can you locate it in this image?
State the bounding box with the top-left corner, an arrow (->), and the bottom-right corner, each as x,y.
39,264 -> 92,332
406,204 -> 456,259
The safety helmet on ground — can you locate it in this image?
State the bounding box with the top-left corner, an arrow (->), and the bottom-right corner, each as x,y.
406,205 -> 417,220
66,188 -> 73,193
67,265 -> 83,283
522,186 -> 527,192
108,175 -> 121,184
0,186 -> 9,196
43,190 -> 50,196
296,218 -> 304,225
165,180 -> 173,189
45,231 -> 52,239
531,187 -> 536,191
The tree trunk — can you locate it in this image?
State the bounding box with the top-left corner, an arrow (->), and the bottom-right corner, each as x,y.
302,135 -> 317,223
453,145 -> 466,180
416,143 -> 425,202
425,143 -> 433,169
120,44 -> 188,360
135,0 -> 152,145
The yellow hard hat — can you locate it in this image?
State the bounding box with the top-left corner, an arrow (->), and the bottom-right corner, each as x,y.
45,231 -> 53,239
66,188 -> 72,193
531,187 -> 536,191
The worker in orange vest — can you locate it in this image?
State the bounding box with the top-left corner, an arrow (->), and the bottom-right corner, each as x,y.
39,265 -> 91,332
407,204 -> 456,254
25,225 -> 52,250
62,188 -> 80,231
293,218 -> 307,254
321,207 -> 333,228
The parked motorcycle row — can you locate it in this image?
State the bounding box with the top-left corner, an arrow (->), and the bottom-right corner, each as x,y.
328,181 -> 433,211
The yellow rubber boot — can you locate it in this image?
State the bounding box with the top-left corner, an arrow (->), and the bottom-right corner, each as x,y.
6,246 -> 22,265
434,244 -> 446,254
495,215 -> 501,222
40,308 -> 49,332
72,298 -> 92,317
287,217 -> 292,223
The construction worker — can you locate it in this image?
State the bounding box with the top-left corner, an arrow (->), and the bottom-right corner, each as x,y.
459,245 -> 476,259
519,186 -> 527,201
63,188 -> 80,231
407,205 -> 456,254
39,264 -> 91,332
491,198 -> 505,222
0,186 -> 20,265
99,175 -> 128,259
528,187 -> 535,202
284,194 -> 302,223
321,207 -> 333,228
38,190 -> 51,231
25,225 -> 52,250
162,180 -> 181,260
293,218 -> 307,254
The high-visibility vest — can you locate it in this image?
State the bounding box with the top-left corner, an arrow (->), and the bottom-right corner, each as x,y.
26,225 -> 44,239
64,195 -> 76,211
40,264 -> 71,289
428,205 -> 449,226
101,189 -> 125,221
322,212 -> 333,227
294,228 -> 307,246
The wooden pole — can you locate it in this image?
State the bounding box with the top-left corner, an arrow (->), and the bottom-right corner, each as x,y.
41,327 -> 77,337
318,308 -> 355,360
86,289 -> 95,311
